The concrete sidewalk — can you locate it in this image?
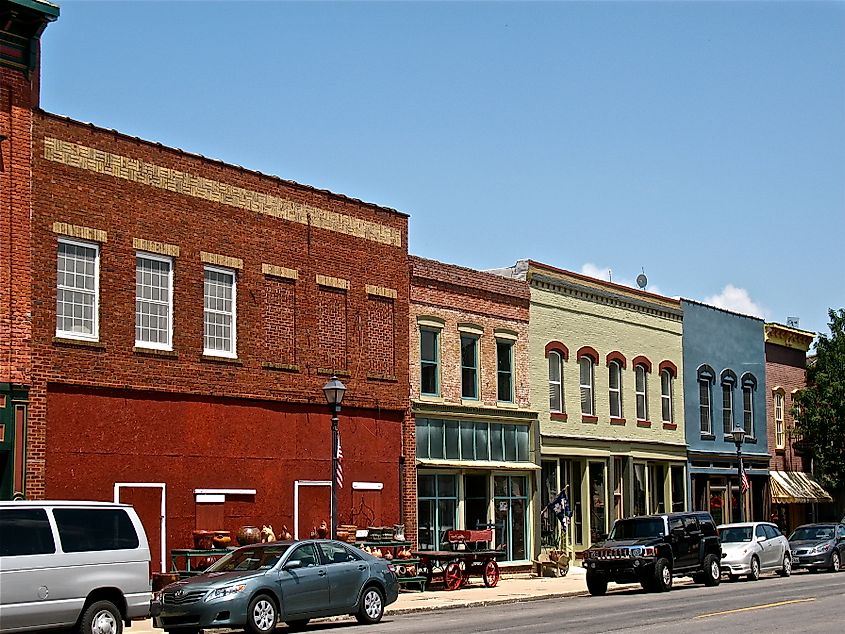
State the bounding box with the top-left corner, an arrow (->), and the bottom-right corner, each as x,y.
129,565 -> 623,632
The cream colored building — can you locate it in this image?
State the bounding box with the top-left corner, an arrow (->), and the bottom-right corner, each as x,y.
493,261 -> 688,554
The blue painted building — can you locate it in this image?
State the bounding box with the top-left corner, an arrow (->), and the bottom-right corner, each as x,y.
681,300 -> 769,524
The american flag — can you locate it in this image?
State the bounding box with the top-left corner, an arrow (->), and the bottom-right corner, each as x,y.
740,467 -> 749,494
336,433 -> 344,489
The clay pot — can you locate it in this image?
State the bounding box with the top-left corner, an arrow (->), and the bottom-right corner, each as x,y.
192,530 -> 214,550
213,536 -> 232,549
393,524 -> 406,542
281,525 -> 293,541
236,526 -> 262,546
316,520 -> 329,539
152,572 -> 181,592
549,550 -> 562,563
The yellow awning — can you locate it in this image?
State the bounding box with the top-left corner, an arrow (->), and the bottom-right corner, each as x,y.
770,471 -> 832,504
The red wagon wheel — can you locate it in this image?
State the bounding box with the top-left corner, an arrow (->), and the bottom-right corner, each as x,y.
483,559 -> 500,587
444,562 -> 464,590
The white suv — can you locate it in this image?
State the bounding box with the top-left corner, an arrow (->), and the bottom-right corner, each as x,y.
718,521 -> 792,580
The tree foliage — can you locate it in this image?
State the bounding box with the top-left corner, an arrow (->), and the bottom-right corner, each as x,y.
793,308 -> 845,490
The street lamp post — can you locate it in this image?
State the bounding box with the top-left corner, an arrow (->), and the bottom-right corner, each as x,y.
730,427 -> 747,523
322,376 -> 346,539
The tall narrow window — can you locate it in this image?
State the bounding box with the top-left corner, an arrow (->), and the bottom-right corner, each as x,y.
497,340 -> 514,402
56,239 -> 99,340
579,357 -> 595,416
461,335 -> 479,400
722,383 -> 734,434
742,385 -> 754,436
774,392 -> 785,449
203,266 -> 236,357
135,253 -> 173,350
548,351 -> 563,413
420,329 -> 440,396
608,361 -> 622,418
635,365 -> 648,421
660,369 -> 673,423
699,379 -> 712,435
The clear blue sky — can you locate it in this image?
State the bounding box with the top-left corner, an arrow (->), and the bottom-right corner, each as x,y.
40,1 -> 844,336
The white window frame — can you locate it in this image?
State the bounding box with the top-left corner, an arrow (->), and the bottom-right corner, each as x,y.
203,265 -> 237,358
699,379 -> 712,435
608,360 -> 622,418
56,238 -> 100,341
548,351 -> 563,414
420,327 -> 441,397
579,356 -> 595,416
660,369 -> 673,423
722,382 -> 734,435
775,392 -> 785,449
496,339 -> 515,403
742,384 -> 754,438
635,365 -> 648,421
135,252 -> 173,351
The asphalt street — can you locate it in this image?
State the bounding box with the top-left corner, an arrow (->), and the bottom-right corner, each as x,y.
298,570 -> 845,633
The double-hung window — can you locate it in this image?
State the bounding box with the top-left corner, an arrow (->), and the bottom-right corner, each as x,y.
608,361 -> 622,418
56,239 -> 99,341
774,392 -> 785,449
722,382 -> 734,434
635,365 -> 648,421
135,253 -> 173,350
660,369 -> 673,423
496,340 -> 514,402
548,351 -> 563,413
698,367 -> 714,436
420,328 -> 440,396
461,335 -> 479,400
742,385 -> 754,437
203,266 -> 237,358
579,357 -> 595,416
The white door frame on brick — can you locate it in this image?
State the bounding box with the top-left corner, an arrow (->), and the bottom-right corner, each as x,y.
114,482 -> 166,572
293,480 -> 331,540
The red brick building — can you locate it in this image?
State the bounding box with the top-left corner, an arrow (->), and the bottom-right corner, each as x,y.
1,0 -> 409,572
764,323 -> 831,532
407,256 -> 538,565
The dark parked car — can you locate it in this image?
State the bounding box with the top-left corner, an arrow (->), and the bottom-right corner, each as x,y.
788,523 -> 845,573
582,511 -> 722,595
151,540 -> 399,633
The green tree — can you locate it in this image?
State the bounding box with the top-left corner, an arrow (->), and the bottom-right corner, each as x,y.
793,308 -> 845,490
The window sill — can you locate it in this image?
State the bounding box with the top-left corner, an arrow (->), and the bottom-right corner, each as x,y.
317,368 -> 351,377
610,417 -> 626,425
52,336 -> 105,350
200,355 -> 243,366
662,422 -> 678,430
497,401 -> 518,409
367,373 -> 397,382
550,412 -> 568,422
133,347 -> 178,358
775,446 -> 786,453
722,435 -> 758,444
262,362 -> 299,373
581,415 -> 598,423
419,394 -> 444,403
700,433 -> 716,441
637,420 -> 652,428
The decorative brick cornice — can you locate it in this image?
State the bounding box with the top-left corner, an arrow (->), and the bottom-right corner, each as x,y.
262,264 -> 298,280
632,356 -> 652,372
316,275 -> 349,291
52,222 -> 107,243
201,252 -> 243,270
133,238 -> 179,257
765,323 -> 815,352
366,284 -> 397,299
544,341 -> 569,361
44,136 -> 402,247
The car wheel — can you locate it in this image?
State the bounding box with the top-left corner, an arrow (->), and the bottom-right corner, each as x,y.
356,585 -> 385,624
831,551 -> 841,573
586,572 -> 608,596
747,556 -> 760,581
777,553 -> 792,577
653,558 -> 672,592
245,594 -> 278,634
702,554 -> 721,587
286,619 -> 310,631
79,600 -> 123,634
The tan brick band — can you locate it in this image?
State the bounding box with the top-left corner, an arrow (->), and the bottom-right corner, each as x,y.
133,238 -> 180,257
52,222 -> 107,243
366,284 -> 397,299
201,251 -> 243,270
316,274 -> 349,290
44,137 -> 402,247
262,264 -> 298,280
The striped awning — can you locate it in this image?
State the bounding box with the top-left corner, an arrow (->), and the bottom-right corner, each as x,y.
770,471 -> 833,504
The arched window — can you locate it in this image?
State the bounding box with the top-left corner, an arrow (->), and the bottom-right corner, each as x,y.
579,356 -> 595,416
697,365 -> 716,436
774,389 -> 785,449
635,364 -> 649,422
660,368 -> 673,423
548,351 -> 563,413
741,373 -> 756,438
608,360 -> 623,419
721,369 -> 737,435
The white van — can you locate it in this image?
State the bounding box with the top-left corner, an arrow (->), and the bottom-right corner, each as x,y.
0,500 -> 152,633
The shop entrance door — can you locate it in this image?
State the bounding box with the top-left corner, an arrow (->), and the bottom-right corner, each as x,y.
294,480 -> 331,539
114,482 -> 166,573
464,474 -> 490,530
493,475 -> 528,561
708,482 -> 727,526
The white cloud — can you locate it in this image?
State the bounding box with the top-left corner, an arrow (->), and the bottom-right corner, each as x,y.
579,263 -> 662,295
703,285 -> 767,318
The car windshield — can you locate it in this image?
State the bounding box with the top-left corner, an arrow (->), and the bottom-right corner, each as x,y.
205,545 -> 290,572
789,526 -> 834,541
609,518 -> 665,540
720,527 -> 752,543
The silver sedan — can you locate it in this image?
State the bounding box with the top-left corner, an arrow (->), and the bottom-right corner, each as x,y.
718,522 -> 792,581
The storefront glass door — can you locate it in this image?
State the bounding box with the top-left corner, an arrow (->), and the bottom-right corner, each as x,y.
417,474 -> 457,550
588,462 -> 607,543
494,475 -> 528,561
648,464 -> 666,514
708,483 -> 726,526
464,474 -> 490,530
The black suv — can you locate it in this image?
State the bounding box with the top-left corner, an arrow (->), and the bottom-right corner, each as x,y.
583,511 -> 722,595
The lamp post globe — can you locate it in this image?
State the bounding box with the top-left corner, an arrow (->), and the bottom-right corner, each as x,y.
731,427 -> 747,523
323,376 -> 346,539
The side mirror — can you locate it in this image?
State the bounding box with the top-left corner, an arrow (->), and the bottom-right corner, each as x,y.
756,534 -> 766,542
284,559 -> 302,570
598,533 -> 608,541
